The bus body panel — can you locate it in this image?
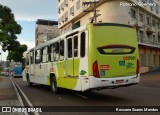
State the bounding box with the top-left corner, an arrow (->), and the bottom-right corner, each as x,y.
14,65 -> 22,77
87,23 -> 139,89
88,24 -> 139,77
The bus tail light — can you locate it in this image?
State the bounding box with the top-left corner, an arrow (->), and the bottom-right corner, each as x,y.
136,59 -> 140,74
93,60 -> 100,78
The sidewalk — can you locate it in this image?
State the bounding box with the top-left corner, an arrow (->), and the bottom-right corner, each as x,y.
0,76 -> 23,114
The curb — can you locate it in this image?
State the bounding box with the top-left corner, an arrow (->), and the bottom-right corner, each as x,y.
11,77 -> 39,115
10,77 -> 29,115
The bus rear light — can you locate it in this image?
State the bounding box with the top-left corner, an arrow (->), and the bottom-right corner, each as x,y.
136,59 -> 140,74
93,60 -> 100,78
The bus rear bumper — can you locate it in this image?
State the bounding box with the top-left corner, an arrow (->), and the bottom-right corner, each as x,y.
88,74 -> 140,90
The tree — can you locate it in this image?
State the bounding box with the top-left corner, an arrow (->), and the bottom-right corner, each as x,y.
7,44 -> 28,62
0,4 -> 22,51
0,4 -> 28,62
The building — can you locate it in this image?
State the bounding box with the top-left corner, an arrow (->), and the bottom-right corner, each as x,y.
35,19 -> 60,46
58,0 -> 160,73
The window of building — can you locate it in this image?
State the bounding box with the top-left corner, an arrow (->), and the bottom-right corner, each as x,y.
70,6 -> 74,16
155,4 -> 159,14
62,15 -> 65,22
74,36 -> 78,57
60,40 -> 64,60
142,0 -> 146,3
153,54 -> 156,65
158,34 -> 160,43
139,30 -> 144,42
152,19 -> 155,27
58,7 -> 61,14
139,13 -> 143,22
65,11 -> 68,21
61,2 -> 64,11
76,0 -> 80,10
72,21 -> 80,30
148,54 -> 153,66
130,9 -> 136,19
35,49 -> 41,64
149,0 -> 154,11
68,38 -> 72,58
140,54 -> 146,67
153,35 -> 156,44
80,32 -> 86,58
146,17 -> 150,25
65,0 -> 68,7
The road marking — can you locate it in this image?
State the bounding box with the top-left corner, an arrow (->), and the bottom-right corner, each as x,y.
73,93 -> 88,99
10,77 -> 29,115
11,78 -> 39,115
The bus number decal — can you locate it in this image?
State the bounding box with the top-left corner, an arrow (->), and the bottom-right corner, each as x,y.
100,65 -> 110,70
123,56 -> 136,60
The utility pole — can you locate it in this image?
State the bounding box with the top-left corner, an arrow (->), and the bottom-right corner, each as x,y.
83,0 -> 101,23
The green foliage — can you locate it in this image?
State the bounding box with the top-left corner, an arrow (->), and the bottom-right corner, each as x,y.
0,4 -> 22,51
0,4 -> 28,62
7,44 -> 28,62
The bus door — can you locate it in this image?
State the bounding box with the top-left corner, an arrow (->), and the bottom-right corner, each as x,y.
66,35 -> 79,89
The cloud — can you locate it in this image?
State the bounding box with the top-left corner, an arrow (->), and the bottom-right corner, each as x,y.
0,0 -> 58,21
19,39 -> 35,50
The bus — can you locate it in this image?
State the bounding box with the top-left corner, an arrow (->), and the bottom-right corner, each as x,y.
14,64 -> 22,78
23,23 -> 140,93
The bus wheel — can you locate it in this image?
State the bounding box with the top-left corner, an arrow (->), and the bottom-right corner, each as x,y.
27,76 -> 33,87
50,77 -> 59,94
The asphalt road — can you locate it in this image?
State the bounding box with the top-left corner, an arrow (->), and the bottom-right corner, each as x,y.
12,69 -> 160,115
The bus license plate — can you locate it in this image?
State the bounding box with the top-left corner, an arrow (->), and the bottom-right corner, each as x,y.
116,80 -> 124,84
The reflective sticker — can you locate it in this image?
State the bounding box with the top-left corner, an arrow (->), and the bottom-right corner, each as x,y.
100,65 -> 110,70
50,68 -> 54,72
100,70 -> 105,76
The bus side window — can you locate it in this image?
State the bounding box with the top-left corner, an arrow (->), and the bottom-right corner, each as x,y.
50,45 -> 54,62
60,40 -> 64,60
51,42 -> 59,61
48,46 -> 51,61
80,32 -> 86,58
68,38 -> 72,58
74,36 -> 78,57
30,51 -> 34,64
26,53 -> 29,65
42,47 -> 48,63
55,42 -> 59,61
35,49 -> 41,64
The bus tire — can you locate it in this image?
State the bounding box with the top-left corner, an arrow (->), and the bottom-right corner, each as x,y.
27,76 -> 33,87
50,77 -> 59,94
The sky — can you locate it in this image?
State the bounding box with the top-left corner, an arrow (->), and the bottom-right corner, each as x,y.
0,0 -> 58,61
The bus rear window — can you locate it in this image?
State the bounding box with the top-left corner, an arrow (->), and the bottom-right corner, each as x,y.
97,45 -> 135,55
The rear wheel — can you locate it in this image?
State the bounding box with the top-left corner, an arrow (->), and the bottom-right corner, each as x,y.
50,77 -> 59,94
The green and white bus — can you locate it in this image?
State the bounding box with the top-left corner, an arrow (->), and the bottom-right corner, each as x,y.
23,23 -> 140,93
